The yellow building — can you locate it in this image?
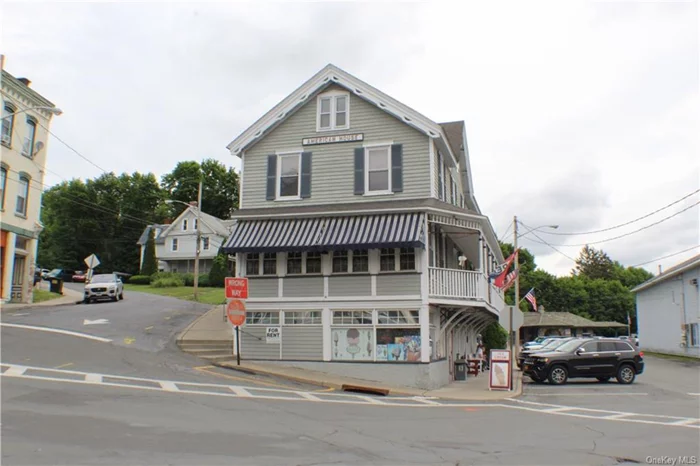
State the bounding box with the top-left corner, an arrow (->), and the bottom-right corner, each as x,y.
0,60 -> 61,303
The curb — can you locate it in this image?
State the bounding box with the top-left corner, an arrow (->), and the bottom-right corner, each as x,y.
0,297 -> 83,312
212,362 -> 339,390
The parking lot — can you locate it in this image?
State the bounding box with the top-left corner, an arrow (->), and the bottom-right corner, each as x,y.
520,354 -> 700,418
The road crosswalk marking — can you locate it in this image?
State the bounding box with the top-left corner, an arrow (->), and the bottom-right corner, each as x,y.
1,362 -> 697,430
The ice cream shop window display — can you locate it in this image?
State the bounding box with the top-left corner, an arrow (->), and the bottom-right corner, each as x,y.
331,309 -> 421,362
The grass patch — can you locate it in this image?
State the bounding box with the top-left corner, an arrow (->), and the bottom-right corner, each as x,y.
644,351 -> 700,363
124,284 -> 226,305
33,289 -> 63,303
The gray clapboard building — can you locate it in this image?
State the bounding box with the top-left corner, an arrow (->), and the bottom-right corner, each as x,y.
632,254 -> 700,358
222,64 -> 508,389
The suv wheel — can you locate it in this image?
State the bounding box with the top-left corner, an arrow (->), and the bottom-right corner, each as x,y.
596,377 -> 611,383
548,365 -> 568,385
616,364 -> 636,384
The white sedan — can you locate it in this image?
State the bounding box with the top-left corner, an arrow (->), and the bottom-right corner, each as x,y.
84,273 -> 124,303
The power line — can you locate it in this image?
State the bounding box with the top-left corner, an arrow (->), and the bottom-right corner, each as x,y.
630,245 -> 700,268
498,223 -> 512,242
518,223 -> 577,263
531,188 -> 700,236
520,200 -> 700,247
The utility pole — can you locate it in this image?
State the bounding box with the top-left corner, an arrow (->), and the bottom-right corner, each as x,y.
511,215 -> 519,390
193,180 -> 202,301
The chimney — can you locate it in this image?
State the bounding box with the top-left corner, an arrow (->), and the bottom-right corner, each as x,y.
17,77 -> 31,87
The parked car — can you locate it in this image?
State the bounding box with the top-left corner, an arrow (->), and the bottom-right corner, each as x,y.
40,268 -> 50,280
84,273 -> 124,303
72,271 -> 87,282
619,335 -> 640,347
46,268 -> 76,282
517,337 -> 580,369
522,337 -> 644,385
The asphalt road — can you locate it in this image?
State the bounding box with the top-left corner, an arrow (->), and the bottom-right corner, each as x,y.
2,290 -> 699,465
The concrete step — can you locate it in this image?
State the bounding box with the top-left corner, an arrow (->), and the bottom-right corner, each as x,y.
198,354 -> 235,363
184,348 -> 234,356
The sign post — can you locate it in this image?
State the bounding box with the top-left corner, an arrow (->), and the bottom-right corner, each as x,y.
83,254 -> 101,282
226,285 -> 247,365
489,349 -> 512,391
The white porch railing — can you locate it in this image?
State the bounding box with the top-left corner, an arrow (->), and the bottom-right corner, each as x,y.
428,267 -> 506,310
429,267 -> 482,299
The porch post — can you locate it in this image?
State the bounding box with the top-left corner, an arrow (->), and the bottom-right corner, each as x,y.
420,213 -> 431,363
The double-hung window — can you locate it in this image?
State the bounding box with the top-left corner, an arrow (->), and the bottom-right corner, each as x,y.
278,153 -> 300,198
332,250 -> 369,274
182,219 -> 188,231
15,175 -> 29,216
380,248 -> 395,272
306,252 -> 322,274
202,237 -> 210,251
22,118 -> 37,157
0,166 -> 6,210
287,252 -> 303,274
380,248 -> 416,272
246,253 -> 260,276
171,238 -> 178,252
1,104 -> 14,146
287,252 -> 322,275
332,251 -> 348,273
262,253 -> 277,275
366,146 -> 391,193
245,253 -> 277,276
317,93 -> 349,131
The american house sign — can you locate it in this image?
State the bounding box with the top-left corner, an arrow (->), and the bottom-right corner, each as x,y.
302,133 -> 364,146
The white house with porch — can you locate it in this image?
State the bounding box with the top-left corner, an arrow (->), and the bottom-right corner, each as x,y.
221,64 -> 509,389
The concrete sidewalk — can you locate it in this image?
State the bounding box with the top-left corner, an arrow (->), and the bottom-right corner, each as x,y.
0,283 -> 83,312
215,360 -> 523,401
177,304 -> 231,342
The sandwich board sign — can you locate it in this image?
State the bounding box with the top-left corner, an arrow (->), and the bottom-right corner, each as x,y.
489,350 -> 512,391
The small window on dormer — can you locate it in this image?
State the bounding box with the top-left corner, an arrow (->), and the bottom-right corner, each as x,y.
317,92 -> 349,131
182,219 -> 188,231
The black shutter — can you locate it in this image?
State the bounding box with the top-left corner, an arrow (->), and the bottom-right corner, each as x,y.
300,151 -> 312,198
391,144 -> 403,193
266,155 -> 276,200
354,147 -> 364,195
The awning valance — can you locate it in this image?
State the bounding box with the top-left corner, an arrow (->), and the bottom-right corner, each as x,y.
222,213 -> 425,254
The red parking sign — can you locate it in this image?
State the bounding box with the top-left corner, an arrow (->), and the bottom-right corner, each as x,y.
225,277 -> 248,299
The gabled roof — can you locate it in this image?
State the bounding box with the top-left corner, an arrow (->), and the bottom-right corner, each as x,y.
522,312 -> 626,328
137,224 -> 168,246
631,253 -> 700,293
226,64 -> 458,166
158,206 -> 230,238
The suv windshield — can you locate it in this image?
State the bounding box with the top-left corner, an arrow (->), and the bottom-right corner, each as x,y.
90,274 -> 115,284
555,339 -> 586,353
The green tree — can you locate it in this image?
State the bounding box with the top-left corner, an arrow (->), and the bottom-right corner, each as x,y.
140,228 -> 158,275
208,252 -> 227,288
161,159 -> 239,219
611,262 -> 653,289
573,245 -> 615,280
499,242 -> 536,310
481,322 -> 508,353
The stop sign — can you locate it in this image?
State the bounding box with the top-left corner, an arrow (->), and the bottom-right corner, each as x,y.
226,299 -> 246,326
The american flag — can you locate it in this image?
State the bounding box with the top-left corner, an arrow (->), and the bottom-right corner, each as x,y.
524,288 -> 537,311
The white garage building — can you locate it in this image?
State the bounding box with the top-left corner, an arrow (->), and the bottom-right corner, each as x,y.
631,254 -> 700,358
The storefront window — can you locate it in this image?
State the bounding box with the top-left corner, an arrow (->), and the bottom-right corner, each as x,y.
245,311 -> 279,325
284,311 -> 322,325
376,328 -> 421,362
331,327 -> 374,361
332,310 -> 372,325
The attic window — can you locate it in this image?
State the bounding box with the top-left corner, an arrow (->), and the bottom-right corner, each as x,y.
317,91 -> 349,131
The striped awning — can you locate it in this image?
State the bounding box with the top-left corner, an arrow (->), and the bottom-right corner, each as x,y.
222,213 -> 425,254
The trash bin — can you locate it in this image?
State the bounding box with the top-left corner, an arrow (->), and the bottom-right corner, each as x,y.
454,361 -> 467,381
49,278 -> 63,294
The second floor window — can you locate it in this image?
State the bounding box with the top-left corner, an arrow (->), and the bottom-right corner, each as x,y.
0,166 -> 6,210
380,248 -> 395,272
287,252 -> 302,274
1,104 -> 14,146
263,253 -> 277,275
278,153 -> 300,198
247,253 -> 260,276
366,146 -> 390,193
380,248 -> 416,272
171,238 -> 178,251
332,250 -> 348,273
202,237 -> 210,250
15,175 -> 29,216
182,219 -> 188,231
22,118 -> 37,158
317,93 -> 349,131
287,251 -> 322,275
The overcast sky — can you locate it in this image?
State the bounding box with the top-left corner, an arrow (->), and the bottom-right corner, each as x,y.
2,1 -> 698,277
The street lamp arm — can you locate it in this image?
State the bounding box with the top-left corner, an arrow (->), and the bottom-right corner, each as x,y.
1,106 -> 62,120
516,222 -> 559,238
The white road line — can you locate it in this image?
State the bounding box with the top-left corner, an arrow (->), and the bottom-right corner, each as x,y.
297,392 -> 321,401
412,396 -> 441,405
526,392 -> 649,396
85,373 -> 102,383
2,363 -> 698,429
160,381 -> 179,392
229,386 -> 251,397
687,393 -> 700,396
0,323 -> 112,343
4,365 -> 27,376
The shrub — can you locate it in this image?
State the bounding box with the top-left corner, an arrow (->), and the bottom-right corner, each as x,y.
150,272 -> 180,281
198,275 -> 210,287
151,277 -> 184,288
482,321 -> 508,353
181,273 -> 195,286
129,275 -> 151,285
208,254 -> 227,288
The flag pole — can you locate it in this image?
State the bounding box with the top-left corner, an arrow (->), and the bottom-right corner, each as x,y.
510,215 -> 518,391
